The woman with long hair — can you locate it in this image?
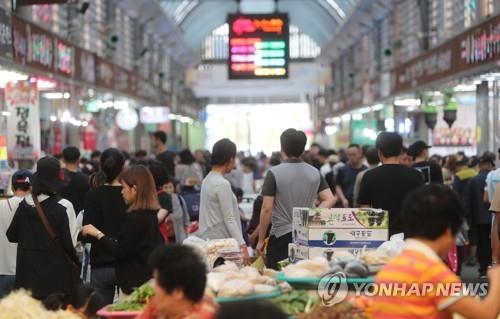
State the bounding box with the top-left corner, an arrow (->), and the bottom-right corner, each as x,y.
82,148 -> 127,304
82,165 -> 163,296
7,157 -> 79,300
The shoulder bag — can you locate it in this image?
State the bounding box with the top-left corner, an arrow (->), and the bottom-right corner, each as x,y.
33,195 -> 82,287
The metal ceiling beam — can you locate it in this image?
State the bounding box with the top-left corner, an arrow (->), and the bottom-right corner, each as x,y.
114,0 -> 196,66
318,0 -> 392,63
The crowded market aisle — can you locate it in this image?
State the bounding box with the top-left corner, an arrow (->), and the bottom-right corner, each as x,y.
1,0 -> 500,318
0,128 -> 500,319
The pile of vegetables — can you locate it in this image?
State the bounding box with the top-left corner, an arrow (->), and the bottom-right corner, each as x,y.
0,290 -> 81,319
272,290 -> 318,315
298,300 -> 368,319
108,282 -> 154,311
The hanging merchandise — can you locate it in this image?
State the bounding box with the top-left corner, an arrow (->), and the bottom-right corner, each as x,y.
421,94 -> 438,130
442,89 -> 458,128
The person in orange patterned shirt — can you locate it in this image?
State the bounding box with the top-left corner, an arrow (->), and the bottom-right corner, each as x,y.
373,185 -> 500,319
139,245 -> 217,319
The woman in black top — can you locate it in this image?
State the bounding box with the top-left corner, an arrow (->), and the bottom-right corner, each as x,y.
7,157 -> 79,300
82,165 -> 163,295
82,148 -> 127,304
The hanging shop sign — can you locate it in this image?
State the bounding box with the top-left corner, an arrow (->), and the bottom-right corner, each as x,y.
139,106 -> 170,124
54,38 -> 74,76
11,16 -> 77,78
12,16 -> 54,72
135,78 -> 159,102
116,108 -> 138,131
74,47 -> 95,84
227,13 -> 289,80
392,14 -> 500,94
96,57 -> 114,90
114,65 -> 138,97
0,8 -> 12,61
5,81 -> 41,160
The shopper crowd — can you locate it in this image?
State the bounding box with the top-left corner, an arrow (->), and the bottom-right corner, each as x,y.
0,128 -> 500,319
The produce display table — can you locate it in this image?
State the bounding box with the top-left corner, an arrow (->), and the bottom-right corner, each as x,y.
215,290 -> 282,303
276,272 -> 375,290
97,308 -> 141,319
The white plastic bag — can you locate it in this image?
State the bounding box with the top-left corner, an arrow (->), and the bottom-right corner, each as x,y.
376,233 -> 405,259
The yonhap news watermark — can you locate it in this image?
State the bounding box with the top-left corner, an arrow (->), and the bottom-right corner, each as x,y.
318,272 -> 489,306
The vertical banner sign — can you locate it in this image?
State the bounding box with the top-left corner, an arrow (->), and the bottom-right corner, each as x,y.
5,81 -> 41,160
228,13 -> 289,79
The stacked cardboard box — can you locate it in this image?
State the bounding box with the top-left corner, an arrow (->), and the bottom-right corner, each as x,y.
288,208 -> 389,262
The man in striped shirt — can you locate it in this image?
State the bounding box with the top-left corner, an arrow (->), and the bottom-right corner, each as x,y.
373,185 -> 500,319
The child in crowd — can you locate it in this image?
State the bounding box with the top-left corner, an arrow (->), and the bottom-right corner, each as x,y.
163,178 -> 190,244
373,184 -> 500,319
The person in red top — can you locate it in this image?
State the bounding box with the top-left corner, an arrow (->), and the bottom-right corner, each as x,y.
139,245 -> 217,319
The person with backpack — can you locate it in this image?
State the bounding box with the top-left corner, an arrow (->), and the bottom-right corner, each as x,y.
6,157 -> 80,300
82,165 -> 163,296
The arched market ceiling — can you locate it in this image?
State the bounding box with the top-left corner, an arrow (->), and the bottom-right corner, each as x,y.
159,0 -> 359,51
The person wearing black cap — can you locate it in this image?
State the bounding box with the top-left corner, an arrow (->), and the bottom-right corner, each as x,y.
410,140 -> 444,185
463,154 -> 495,277
0,169 -> 32,298
59,146 -> 90,215
358,132 -> 424,236
6,157 -> 79,300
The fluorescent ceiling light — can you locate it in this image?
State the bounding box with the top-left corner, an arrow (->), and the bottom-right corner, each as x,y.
114,101 -> 129,110
44,92 -> 64,99
352,113 -> 363,120
325,125 -> 338,135
394,98 -> 421,107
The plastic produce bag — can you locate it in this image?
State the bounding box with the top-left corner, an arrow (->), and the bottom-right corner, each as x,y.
376,233 -> 405,259
183,236 -> 209,266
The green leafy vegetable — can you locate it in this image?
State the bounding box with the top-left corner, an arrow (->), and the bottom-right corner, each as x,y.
107,282 -> 154,312
272,291 -> 318,315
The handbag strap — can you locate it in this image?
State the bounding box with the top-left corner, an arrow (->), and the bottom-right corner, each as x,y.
33,195 -> 78,269
33,195 -> 57,239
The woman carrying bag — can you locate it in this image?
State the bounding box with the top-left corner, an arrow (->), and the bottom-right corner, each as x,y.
82,165 -> 163,296
7,157 -> 80,300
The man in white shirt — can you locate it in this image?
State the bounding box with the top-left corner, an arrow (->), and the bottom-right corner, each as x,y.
486,148 -> 500,265
0,170 -> 32,297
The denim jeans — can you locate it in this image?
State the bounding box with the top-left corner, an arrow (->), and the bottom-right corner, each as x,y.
0,275 -> 15,298
90,267 -> 117,305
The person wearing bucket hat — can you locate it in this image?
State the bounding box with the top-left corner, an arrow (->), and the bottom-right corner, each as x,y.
6,156 -> 79,300
410,140 -> 444,185
0,169 -> 32,298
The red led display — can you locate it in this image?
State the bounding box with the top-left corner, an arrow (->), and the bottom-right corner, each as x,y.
228,13 -> 289,80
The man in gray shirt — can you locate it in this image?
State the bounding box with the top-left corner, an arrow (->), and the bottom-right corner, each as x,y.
257,129 -> 336,269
